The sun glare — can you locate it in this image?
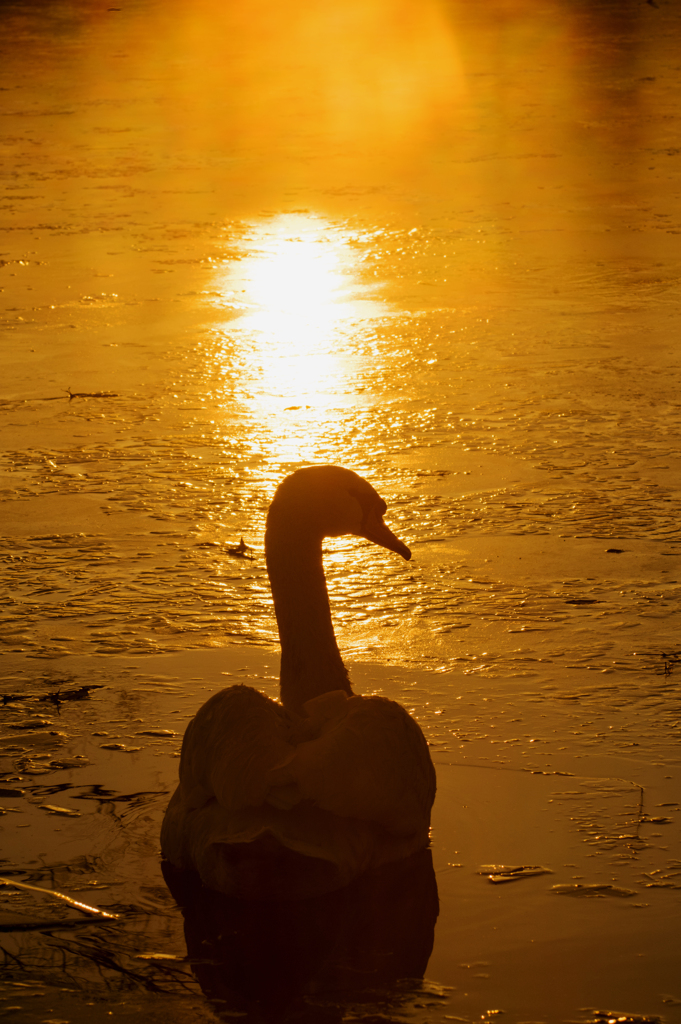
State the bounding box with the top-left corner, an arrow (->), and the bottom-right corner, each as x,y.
213,214 -> 385,463
241,219 -> 347,366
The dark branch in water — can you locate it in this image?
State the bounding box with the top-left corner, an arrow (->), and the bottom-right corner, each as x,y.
660,649 -> 681,677
0,389 -> 118,406
64,387 -> 118,401
0,917 -> 103,933
0,876 -> 120,920
227,537 -> 254,559
1,684 -> 104,706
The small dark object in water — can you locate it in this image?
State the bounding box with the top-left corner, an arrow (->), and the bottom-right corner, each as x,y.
0,915 -> 106,933
550,883 -> 636,898
606,548 -> 625,554
8,718 -> 53,729
43,684 -> 104,705
479,864 -> 552,884
227,537 -> 253,559
64,386 -> 118,401
565,598 -> 599,605
16,754 -> 89,774
586,1012 -> 661,1024
1,685 -> 103,707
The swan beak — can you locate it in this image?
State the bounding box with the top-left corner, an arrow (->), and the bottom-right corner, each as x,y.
360,509 -> 411,560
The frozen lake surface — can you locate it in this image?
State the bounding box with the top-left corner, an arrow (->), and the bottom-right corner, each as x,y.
1,0 -> 680,1021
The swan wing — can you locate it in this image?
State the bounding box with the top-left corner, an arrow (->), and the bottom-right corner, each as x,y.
285,695 -> 435,837
177,685 -> 294,812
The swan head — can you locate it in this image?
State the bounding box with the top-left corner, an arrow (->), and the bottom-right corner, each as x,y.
267,465 -> 411,560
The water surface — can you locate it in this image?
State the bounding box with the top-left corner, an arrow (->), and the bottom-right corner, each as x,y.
1,1 -> 680,1021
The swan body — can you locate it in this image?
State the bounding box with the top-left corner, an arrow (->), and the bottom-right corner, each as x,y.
161,466 -> 436,899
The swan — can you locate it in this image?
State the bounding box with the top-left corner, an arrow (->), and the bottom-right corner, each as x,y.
161,465 -> 436,899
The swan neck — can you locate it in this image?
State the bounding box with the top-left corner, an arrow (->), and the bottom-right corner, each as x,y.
265,523 -> 352,714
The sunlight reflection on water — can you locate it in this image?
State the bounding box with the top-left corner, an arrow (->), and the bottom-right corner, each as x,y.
2,0 -> 681,1017
210,215 -> 389,463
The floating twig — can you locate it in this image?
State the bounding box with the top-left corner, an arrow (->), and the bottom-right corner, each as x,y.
0,916 -> 101,933
2,684 -> 104,707
550,883 -> 637,898
227,537 -> 254,559
479,864 -> 553,884
39,804 -> 81,817
64,387 -> 118,402
0,876 -> 120,919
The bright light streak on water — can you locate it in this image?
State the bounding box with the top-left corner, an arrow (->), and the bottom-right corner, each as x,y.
1,1 -> 681,1020
210,214 -> 390,463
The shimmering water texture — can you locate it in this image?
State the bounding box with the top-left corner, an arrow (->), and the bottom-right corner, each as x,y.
1,0 -> 681,1021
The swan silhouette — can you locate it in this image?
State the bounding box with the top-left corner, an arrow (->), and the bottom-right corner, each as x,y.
161,466 -> 436,899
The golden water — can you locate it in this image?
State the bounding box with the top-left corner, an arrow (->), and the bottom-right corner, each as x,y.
1,1 -> 680,1021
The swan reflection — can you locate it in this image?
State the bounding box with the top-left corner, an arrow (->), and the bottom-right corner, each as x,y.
163,848 -> 438,1022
